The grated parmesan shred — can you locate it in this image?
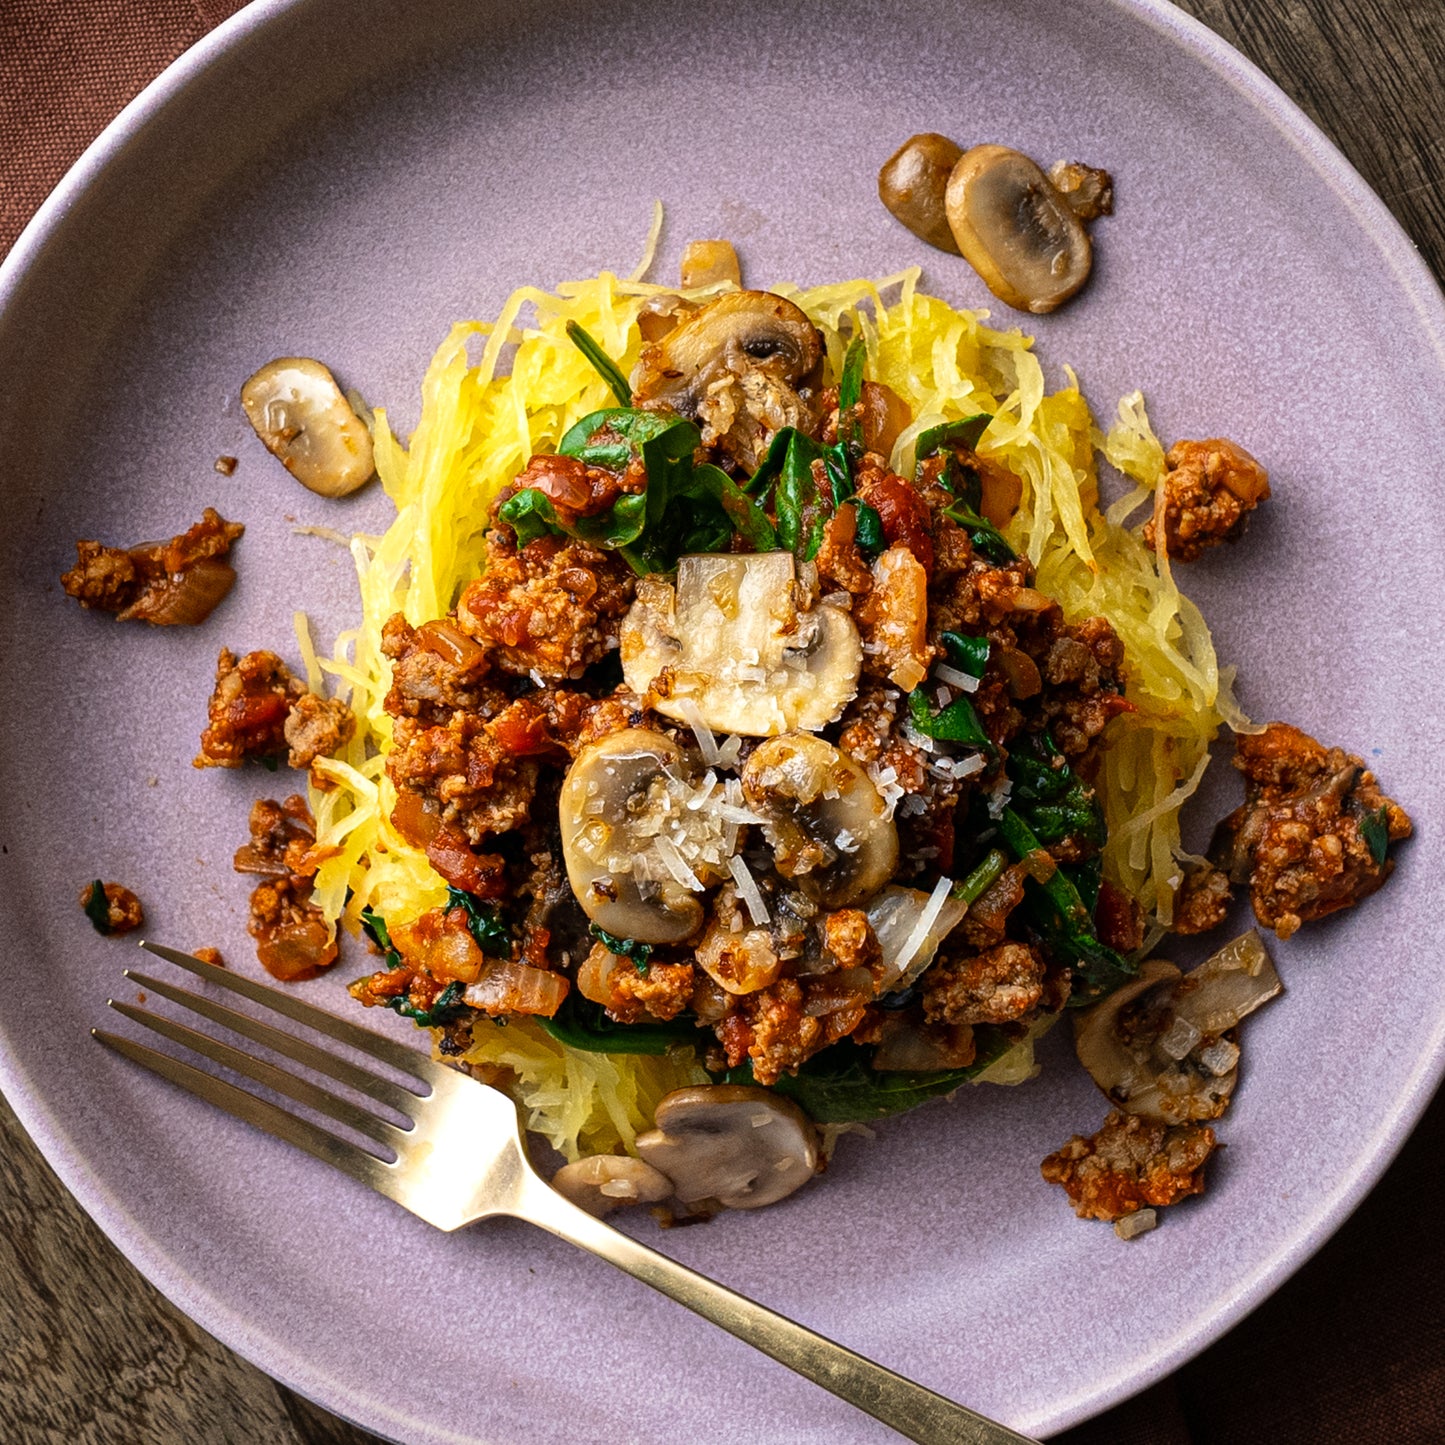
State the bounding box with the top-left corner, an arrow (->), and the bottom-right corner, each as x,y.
729,854 -> 771,924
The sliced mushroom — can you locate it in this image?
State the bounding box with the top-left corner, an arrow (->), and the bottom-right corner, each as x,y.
621,551 -> 862,737
741,734 -> 898,907
878,132 -> 964,253
551,1154 -> 674,1217
558,727 -> 730,944
634,1085 -> 819,1209
1073,931 -> 1283,1124
680,239 -> 741,291
944,145 -> 1093,315
241,357 -> 375,497
630,291 -> 823,471
631,290 -> 822,416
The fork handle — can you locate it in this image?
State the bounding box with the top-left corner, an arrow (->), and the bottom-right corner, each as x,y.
514,1177 -> 1037,1445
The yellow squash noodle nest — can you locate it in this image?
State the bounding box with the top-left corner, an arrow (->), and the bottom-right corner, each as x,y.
303,218 -> 1240,1159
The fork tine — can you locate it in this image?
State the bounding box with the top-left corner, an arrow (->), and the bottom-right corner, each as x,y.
124,969 -> 420,1118
107,999 -> 406,1151
93,1027 -> 407,1205
137,940 -> 450,1088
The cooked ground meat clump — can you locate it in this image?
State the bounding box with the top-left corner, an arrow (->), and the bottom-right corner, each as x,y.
1215,722 -> 1412,939
80,881 -> 144,935
1172,860 -> 1234,935
1141,438 -> 1270,562
456,532 -> 635,681
233,795 -> 336,981
195,647 -> 354,772
1041,1109 -> 1218,1221
61,507 -> 243,624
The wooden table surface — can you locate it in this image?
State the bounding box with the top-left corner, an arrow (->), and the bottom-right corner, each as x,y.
2,2 -> 1442,1442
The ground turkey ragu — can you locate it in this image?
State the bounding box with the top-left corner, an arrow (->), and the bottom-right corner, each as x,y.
350,363 -> 1137,1089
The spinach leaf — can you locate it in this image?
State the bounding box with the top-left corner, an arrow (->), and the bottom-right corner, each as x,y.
1360,805 -> 1391,866
907,685 -> 992,750
913,413 -> 992,473
590,924 -> 653,975
360,907 -> 404,969
538,994 -> 699,1055
997,808 -> 1135,1005
497,485 -> 651,552
505,410 -> 770,571
835,335 -> 867,453
445,887 -> 511,958
853,500 -> 886,559
941,631 -> 990,679
386,980 -> 468,1028
557,407 -> 681,470
943,499 -> 1016,564
721,1031 -> 1015,1123
83,881 -> 113,935
682,463 -> 778,554
564,320 -> 632,406
954,848 -> 1008,905
914,413 -> 993,513
1007,733 -> 1106,849
767,428 -> 830,562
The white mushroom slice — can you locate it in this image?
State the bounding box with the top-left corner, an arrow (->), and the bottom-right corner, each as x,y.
240,357 -> 375,497
864,882 -> 967,992
551,1155 -> 673,1217
558,728 -> 729,945
741,734 -> 898,907
621,552 -> 862,737
634,1085 -> 818,1209
944,145 -> 1093,315
1073,931 -> 1283,1124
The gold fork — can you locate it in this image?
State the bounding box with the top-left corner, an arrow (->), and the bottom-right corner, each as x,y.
95,941 -> 1039,1445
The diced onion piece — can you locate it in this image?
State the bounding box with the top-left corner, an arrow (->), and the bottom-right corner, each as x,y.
464,960 -> 570,1017
865,880 -> 966,992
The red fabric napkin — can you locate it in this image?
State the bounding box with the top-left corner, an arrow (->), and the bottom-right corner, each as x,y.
2,5 -> 1441,1443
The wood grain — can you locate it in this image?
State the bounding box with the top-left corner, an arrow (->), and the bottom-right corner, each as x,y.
2,1 -> 1441,1442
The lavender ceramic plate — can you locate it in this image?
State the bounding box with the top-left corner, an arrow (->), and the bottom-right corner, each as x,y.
3,0 -> 1444,1439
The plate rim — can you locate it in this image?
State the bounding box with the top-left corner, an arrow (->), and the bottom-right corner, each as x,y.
2,0 -> 1444,1439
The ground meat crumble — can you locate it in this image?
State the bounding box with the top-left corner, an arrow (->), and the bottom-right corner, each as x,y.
1042,1109 -> 1218,1222
1215,722 -> 1412,939
1141,438 -> 1270,562
233,795 -> 336,981
61,508 -> 244,625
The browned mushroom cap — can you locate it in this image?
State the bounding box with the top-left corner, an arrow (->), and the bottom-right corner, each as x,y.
1073,932 -> 1283,1123
945,145 -> 1093,314
634,1085 -> 819,1209
629,290 -> 824,418
878,133 -> 965,253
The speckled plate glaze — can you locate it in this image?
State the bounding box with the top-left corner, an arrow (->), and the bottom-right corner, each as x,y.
2,0 -> 1443,1439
